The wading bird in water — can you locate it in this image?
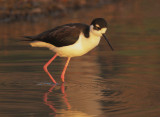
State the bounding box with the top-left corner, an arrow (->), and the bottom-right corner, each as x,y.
24,18 -> 114,84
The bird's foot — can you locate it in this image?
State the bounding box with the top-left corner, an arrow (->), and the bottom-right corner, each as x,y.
37,82 -> 59,86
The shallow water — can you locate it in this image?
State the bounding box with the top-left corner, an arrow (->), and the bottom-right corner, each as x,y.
0,1 -> 160,117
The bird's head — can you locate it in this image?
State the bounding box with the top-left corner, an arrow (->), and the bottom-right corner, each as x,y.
90,18 -> 107,36
90,18 -> 114,51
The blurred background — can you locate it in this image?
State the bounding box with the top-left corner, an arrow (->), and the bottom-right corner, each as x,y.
0,0 -> 160,117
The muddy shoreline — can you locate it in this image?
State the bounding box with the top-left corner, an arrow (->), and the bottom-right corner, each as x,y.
0,0 -> 117,23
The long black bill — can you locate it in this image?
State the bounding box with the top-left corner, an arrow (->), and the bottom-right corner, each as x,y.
102,34 -> 114,51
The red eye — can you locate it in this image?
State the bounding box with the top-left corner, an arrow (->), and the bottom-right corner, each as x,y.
95,26 -> 101,30
97,27 -> 101,30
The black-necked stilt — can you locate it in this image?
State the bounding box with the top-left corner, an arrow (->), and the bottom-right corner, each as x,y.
24,18 -> 114,84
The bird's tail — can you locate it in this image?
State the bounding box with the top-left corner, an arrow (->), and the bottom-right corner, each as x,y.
22,36 -> 35,41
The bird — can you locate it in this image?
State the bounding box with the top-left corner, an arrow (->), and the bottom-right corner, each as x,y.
24,18 -> 114,84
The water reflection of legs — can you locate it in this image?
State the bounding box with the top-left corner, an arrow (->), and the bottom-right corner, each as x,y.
43,83 -> 71,116
61,83 -> 71,110
43,85 -> 57,116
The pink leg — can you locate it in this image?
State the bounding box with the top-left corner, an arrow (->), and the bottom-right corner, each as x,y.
61,57 -> 71,82
43,54 -> 58,84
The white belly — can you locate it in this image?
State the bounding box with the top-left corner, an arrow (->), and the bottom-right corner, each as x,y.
30,33 -> 101,57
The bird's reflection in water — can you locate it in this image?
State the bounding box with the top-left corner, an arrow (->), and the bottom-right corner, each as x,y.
61,84 -> 71,110
43,83 -> 71,116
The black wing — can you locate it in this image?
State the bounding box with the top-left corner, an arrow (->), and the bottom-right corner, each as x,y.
24,23 -> 89,47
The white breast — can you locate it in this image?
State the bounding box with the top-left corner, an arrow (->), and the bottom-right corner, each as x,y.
53,32 -> 101,57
